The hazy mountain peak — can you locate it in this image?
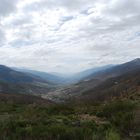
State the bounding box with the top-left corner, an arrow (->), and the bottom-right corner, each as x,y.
0,65 -> 12,71
131,58 -> 140,63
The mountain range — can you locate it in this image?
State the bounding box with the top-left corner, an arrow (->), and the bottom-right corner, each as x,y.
0,58 -> 139,140
0,65 -> 55,95
43,58 -> 140,102
0,58 -> 140,103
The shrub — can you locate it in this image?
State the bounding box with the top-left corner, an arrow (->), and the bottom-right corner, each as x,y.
106,129 -> 120,140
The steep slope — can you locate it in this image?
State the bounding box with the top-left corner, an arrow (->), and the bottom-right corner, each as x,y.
81,68 -> 140,101
0,65 -> 49,84
0,65 -> 55,95
84,58 -> 140,81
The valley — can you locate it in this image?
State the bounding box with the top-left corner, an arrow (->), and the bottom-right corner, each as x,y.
0,58 -> 139,140
42,58 -> 140,102
1,0 -> 140,139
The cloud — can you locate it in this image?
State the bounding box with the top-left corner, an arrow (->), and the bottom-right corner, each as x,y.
0,0 -> 19,45
104,0 -> 140,17
24,0 -> 96,12
0,28 -> 5,46
0,0 -> 140,73
0,0 -> 18,16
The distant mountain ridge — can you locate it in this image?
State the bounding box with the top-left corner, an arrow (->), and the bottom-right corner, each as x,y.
13,64 -> 115,85
0,65 -> 55,95
0,65 -> 47,84
0,58 -> 140,102
13,68 -> 68,85
0,63 -> 115,98
43,58 -> 140,102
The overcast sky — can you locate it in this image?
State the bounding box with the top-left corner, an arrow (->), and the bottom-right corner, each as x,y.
0,0 -> 140,73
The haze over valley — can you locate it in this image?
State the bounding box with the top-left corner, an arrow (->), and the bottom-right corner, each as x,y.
0,0 -> 140,139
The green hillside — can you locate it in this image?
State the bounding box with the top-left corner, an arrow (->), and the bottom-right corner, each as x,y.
0,92 -> 139,140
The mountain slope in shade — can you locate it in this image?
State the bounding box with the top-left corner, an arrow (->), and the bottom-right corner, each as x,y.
0,65 -> 55,95
0,65 -> 49,84
43,58 -> 140,102
80,68 -> 140,101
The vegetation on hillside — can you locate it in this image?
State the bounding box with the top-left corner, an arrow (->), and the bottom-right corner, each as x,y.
0,96 -> 139,140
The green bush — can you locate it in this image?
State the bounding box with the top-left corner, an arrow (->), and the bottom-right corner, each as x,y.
0,99 -> 137,140
106,129 -> 120,140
